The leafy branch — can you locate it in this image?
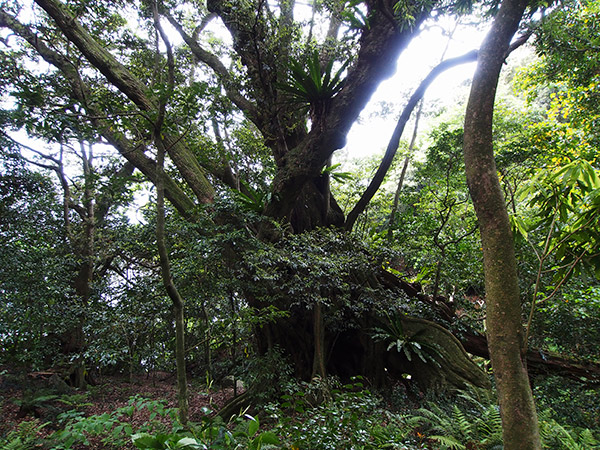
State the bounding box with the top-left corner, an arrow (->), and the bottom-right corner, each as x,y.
517,159 -> 600,348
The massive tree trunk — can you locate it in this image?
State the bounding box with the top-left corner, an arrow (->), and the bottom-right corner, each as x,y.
462,0 -> 542,448
290,177 -> 345,232
246,256 -> 490,391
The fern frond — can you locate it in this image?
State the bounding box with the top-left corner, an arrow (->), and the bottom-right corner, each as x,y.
452,405 -> 473,439
416,405 -> 455,436
478,405 -> 502,441
578,428 -> 599,448
415,406 -> 445,425
429,434 -> 466,450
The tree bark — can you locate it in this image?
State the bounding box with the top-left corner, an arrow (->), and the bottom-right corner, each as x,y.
311,303 -> 327,379
460,332 -> 600,384
156,138 -> 189,425
462,0 -> 541,447
153,3 -> 189,424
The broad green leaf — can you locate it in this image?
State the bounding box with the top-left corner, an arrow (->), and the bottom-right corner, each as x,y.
132,433 -> 162,449
247,415 -> 259,436
257,431 -> 280,445
175,437 -> 202,448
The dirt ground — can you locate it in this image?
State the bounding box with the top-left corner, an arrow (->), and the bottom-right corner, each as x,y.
0,369 -> 241,449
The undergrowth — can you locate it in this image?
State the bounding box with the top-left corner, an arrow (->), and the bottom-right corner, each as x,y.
1,378 -> 599,449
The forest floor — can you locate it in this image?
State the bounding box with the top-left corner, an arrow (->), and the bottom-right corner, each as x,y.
0,369 -> 241,449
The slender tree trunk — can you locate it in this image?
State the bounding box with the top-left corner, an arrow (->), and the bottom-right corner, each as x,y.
201,299 -> 213,382
311,302 -> 327,378
152,2 -> 189,425
462,0 -> 541,448
65,140 -> 96,389
174,303 -> 189,423
432,249 -> 444,301
156,138 -> 189,425
229,293 -> 238,396
387,155 -> 410,242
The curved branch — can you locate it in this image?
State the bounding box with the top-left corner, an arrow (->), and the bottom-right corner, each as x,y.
194,12 -> 217,37
345,50 -> 478,231
165,14 -> 260,122
506,29 -> 533,57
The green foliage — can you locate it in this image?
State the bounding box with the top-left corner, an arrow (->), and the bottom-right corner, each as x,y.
243,346 -> 294,405
52,411 -> 131,449
50,395 -> 177,449
270,377 -> 415,449
239,227 -> 405,324
535,0 -> 600,93
539,410 -> 600,450
41,393 -> 281,450
340,0 -> 371,30
393,0 -> 433,30
234,183 -> 270,213
534,375 -> 600,430
0,419 -> 49,450
230,415 -> 281,450
518,159 -> 600,282
516,1 -> 600,158
533,285 -> 600,361
131,432 -> 201,449
372,313 -> 443,367
8,383 -> 600,450
131,410 -> 280,450
411,391 -> 503,449
321,163 -> 353,183
0,163 -> 74,369
406,388 -> 600,449
280,50 -> 349,115
385,125 -> 481,298
2,2 -> 600,448
13,394 -> 59,414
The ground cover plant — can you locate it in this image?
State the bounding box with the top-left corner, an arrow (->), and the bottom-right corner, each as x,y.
1,370 -> 599,449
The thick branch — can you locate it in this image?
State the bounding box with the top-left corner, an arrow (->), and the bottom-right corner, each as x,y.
34,0 -> 156,112
32,0 -> 215,205
0,9 -> 197,216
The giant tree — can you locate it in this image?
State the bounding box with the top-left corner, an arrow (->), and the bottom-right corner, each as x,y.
0,0 -> 522,394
